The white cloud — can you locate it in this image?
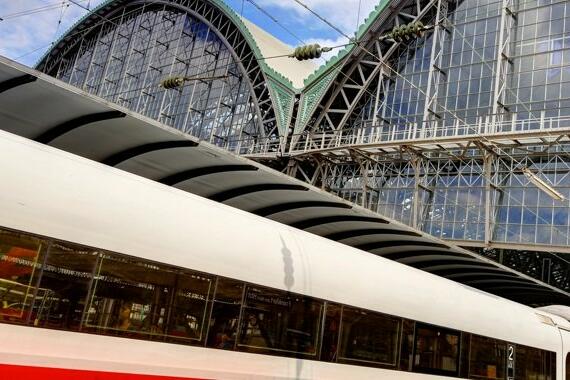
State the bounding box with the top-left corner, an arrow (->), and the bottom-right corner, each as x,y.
0,0 -> 104,66
257,0 -> 379,36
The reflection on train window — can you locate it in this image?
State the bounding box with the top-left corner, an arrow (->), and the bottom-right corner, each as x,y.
338,306 -> 401,366
413,324 -> 459,376
0,230 -> 44,325
33,242 -> 97,331
238,285 -> 323,356
207,277 -> 243,350
515,345 -> 556,380
468,335 -> 506,379
84,253 -> 213,343
320,303 -> 341,362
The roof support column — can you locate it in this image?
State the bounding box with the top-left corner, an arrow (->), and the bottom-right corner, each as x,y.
409,151 -> 431,230
482,147 -> 503,246
484,151 -> 493,245
491,0 -> 517,126
412,158 -> 422,229
372,64 -> 393,138
421,0 -> 449,137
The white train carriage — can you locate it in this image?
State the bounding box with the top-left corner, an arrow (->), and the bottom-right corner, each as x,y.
0,129 -> 568,379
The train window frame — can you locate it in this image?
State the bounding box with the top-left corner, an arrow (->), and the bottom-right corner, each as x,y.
515,344 -> 557,380
236,284 -> 324,358
412,322 -> 461,377
468,334 -> 507,380
337,305 -> 402,368
0,229 -> 46,325
83,252 -> 215,343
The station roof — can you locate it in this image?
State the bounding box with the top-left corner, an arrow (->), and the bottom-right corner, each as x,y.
0,56 -> 568,306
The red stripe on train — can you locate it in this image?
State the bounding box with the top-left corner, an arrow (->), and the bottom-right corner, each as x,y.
0,363 -> 205,380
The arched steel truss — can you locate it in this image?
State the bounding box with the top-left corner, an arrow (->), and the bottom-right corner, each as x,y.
293,0 -> 446,146
37,0 -> 280,151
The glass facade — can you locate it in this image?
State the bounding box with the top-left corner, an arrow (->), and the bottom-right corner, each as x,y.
48,4 -> 260,150
354,0 -> 570,136
322,0 -> 570,261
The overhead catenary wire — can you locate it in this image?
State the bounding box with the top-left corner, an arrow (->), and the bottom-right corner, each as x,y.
52,1 -> 71,47
244,0 -> 305,45
0,2 -> 69,20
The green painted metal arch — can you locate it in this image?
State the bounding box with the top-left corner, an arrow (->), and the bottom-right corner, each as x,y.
35,0 -> 294,89
35,0 -> 297,139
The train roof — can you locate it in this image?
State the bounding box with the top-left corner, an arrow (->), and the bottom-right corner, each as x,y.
0,128 -> 564,352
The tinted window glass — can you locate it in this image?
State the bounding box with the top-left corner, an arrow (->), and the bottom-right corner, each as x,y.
460,333 -> 471,378
33,242 -> 97,331
469,335 -> 506,379
400,319 -> 415,371
0,229 -> 45,325
207,277 -> 243,350
85,253 -> 213,343
515,345 -> 556,380
566,353 -> 569,380
238,285 -> 323,357
413,324 -> 460,375
339,306 -> 401,366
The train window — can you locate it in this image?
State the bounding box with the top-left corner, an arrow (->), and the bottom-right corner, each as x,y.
0,229 -> 46,326
515,345 -> 556,380
84,253 -> 213,344
413,324 -> 460,376
566,353 -> 569,380
338,306 -> 401,367
207,277 -> 243,350
320,302 -> 341,362
237,285 -> 323,357
468,335 -> 506,379
33,242 -> 98,331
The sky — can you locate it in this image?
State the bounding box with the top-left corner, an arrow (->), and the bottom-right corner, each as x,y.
0,0 -> 379,67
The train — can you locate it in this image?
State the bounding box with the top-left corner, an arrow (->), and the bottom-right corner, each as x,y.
0,128 -> 568,379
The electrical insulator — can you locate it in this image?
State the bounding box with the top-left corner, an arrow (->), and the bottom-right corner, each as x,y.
161,77 -> 185,89
289,44 -> 333,61
388,21 -> 427,42
414,21 -> 425,37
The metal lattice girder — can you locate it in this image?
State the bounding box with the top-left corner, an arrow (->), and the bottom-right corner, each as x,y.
421,0 -> 448,135
492,0 -> 517,123
284,137 -> 570,253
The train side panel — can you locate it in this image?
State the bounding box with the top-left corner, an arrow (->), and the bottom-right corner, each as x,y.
0,324 -> 457,380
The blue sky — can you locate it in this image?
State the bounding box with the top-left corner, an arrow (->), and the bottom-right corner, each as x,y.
0,0 -> 379,67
